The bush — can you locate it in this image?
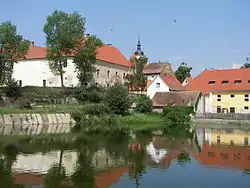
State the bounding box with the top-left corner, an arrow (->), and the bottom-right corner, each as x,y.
104,83 -> 131,115
81,103 -> 111,116
3,80 -> 22,99
162,106 -> 193,131
133,95 -> 152,113
74,87 -> 104,104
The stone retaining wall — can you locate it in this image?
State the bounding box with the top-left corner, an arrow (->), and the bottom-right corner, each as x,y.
0,113 -> 75,135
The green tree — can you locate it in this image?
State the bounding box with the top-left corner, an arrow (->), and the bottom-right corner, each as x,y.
43,10 -> 85,87
74,35 -> 103,86
242,63 -> 250,68
175,62 -> 192,83
133,95 -> 152,113
104,83 -> 131,115
0,21 -> 29,86
125,56 -> 148,91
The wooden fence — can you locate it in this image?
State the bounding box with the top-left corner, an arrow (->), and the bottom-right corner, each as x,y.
195,113 -> 250,120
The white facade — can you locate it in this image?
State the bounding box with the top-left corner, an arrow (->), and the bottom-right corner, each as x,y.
195,95 -> 204,113
204,94 -> 213,113
147,76 -> 170,99
13,58 -> 129,87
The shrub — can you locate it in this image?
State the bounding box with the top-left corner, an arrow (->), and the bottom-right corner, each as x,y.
74,87 -> 104,104
3,80 -> 22,99
104,83 -> 131,115
162,106 -> 192,131
133,95 -> 152,113
81,103 -> 111,116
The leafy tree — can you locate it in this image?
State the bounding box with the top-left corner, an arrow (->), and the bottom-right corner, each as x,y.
43,10 -> 85,87
3,79 -> 22,99
125,56 -> 148,91
133,95 -> 152,113
104,83 -> 131,115
175,62 -> 192,83
241,63 -> 250,68
74,35 -> 103,86
0,21 -> 29,86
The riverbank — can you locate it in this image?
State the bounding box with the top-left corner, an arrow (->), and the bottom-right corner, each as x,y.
193,118 -> 250,127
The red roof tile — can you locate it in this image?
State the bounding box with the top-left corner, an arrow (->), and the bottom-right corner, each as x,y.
185,68 -> 250,94
161,74 -> 184,90
24,43 -> 131,67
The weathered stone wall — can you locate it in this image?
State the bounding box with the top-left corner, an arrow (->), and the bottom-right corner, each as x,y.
0,113 -> 75,135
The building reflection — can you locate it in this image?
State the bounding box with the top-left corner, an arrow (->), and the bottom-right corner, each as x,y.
194,128 -> 250,170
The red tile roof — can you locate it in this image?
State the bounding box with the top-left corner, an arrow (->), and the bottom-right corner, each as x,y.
24,43 -> 131,67
185,68 -> 250,94
161,74 -> 184,90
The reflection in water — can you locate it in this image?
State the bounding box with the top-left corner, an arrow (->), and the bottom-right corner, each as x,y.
0,127 -> 250,187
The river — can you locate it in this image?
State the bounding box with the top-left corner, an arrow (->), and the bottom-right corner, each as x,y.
0,126 -> 249,188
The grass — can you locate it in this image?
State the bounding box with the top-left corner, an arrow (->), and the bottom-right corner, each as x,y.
0,104 -> 83,114
122,113 -> 165,131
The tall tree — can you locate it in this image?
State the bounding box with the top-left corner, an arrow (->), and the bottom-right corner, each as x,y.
175,62 -> 192,83
73,35 -> 103,86
125,56 -> 148,91
0,21 -> 29,86
43,10 -> 85,87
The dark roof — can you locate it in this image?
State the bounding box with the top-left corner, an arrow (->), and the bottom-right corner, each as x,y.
152,91 -> 201,107
143,62 -> 173,75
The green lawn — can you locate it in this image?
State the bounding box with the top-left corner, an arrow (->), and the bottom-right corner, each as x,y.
0,104 -> 83,114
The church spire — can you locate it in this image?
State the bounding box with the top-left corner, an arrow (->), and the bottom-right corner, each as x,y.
134,36 -> 144,58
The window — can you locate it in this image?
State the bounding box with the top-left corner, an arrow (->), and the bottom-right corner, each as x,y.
96,69 -> 100,77
43,80 -> 46,87
107,83 -> 110,88
245,98 -> 249,102
217,94 -> 221,101
217,98 -> 221,101
233,153 -> 241,160
115,72 -> 118,78
123,73 -> 126,79
245,137 -> 249,146
230,94 -> 235,98
230,107 -> 235,113
248,80 -> 250,83
208,152 -> 215,157
230,140 -> 234,146
19,80 -> 22,87
96,82 -> 98,87
208,80 -> 216,85
221,80 -> 229,84
217,136 -> 221,144
234,80 -> 242,84
244,106 -> 249,110
65,77 -> 67,80
217,106 -> 221,113
245,94 -> 249,98
221,153 -> 228,160
107,70 -> 110,78
217,95 -> 221,98
156,83 -> 160,88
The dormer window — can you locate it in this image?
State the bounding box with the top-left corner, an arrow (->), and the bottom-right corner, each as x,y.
234,80 -> 242,84
208,80 -> 216,85
221,80 -> 229,84
156,83 -> 160,88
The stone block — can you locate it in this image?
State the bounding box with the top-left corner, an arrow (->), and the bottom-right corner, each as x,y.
41,114 -> 49,125
30,114 -> 38,135
11,114 -> 22,135
3,114 -> 13,125
50,114 -> 58,134
3,124 -> 12,135
36,114 -> 43,134
56,123 -> 63,133
0,115 -> 4,135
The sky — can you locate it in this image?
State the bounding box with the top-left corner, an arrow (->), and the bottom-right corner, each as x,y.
1,0 -> 250,76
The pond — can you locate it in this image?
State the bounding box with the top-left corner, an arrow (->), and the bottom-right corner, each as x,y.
0,126 -> 250,188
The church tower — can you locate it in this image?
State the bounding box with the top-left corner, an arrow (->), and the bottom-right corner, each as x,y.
133,37 -> 144,59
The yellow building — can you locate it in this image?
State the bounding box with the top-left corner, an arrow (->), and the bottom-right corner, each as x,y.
185,68 -> 250,113
211,91 -> 249,113
209,129 -> 250,146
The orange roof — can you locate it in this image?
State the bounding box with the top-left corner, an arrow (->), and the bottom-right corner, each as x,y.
185,68 -> 250,94
24,42 -> 131,67
161,74 -> 184,90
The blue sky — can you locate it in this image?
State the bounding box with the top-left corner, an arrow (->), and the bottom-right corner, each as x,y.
1,0 -> 250,75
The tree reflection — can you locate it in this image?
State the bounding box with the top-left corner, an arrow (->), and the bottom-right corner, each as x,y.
177,152 -> 191,166
71,148 -> 95,188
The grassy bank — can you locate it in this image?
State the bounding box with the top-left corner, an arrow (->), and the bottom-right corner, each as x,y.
122,113 -> 165,131
0,104 -> 83,114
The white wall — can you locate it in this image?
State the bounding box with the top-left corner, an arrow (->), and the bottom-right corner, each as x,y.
146,74 -> 159,81
196,95 -> 204,113
147,76 -> 170,99
204,94 -> 213,113
13,58 -> 129,87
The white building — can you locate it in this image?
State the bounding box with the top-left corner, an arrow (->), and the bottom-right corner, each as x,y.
13,40 -> 131,87
146,73 -> 184,99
